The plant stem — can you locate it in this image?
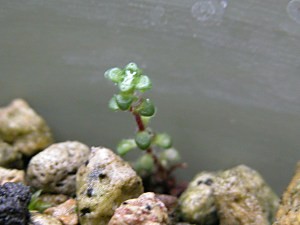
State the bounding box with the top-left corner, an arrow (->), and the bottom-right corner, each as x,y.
130,108 -> 167,180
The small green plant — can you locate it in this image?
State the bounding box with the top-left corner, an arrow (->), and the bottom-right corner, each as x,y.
28,190 -> 52,212
105,62 -> 186,195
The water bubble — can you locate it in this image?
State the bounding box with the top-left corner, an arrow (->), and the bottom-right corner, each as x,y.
191,0 -> 227,23
287,0 -> 300,24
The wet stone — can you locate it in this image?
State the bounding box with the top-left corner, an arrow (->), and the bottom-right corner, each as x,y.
27,141 -> 90,195
76,147 -> 143,225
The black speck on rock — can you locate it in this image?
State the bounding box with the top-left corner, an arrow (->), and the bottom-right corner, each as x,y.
0,182 -> 31,225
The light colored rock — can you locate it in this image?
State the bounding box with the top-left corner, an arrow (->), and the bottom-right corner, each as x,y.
76,147 -> 144,225
44,199 -> 78,225
39,194 -> 69,207
0,99 -> 53,156
27,141 -> 90,195
179,165 -> 279,225
0,141 -> 23,168
179,172 -> 218,225
30,212 -> 63,225
273,162 -> 300,225
0,166 -> 25,185
108,192 -> 169,225
215,165 -> 279,225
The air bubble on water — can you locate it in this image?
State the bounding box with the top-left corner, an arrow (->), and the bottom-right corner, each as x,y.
287,0 -> 300,24
191,0 -> 227,23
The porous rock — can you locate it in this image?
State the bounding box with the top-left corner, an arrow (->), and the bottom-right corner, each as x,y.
179,165 -> 279,225
44,199 -> 78,225
108,192 -> 169,225
0,99 -> 53,157
0,182 -> 31,225
0,141 -> 23,168
27,141 -> 90,195
179,172 -> 218,225
215,165 -> 279,225
0,166 -> 25,185
30,212 -> 63,225
273,162 -> 300,225
76,147 -> 144,225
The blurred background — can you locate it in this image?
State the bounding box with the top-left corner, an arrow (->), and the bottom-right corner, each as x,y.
1,0 -> 300,194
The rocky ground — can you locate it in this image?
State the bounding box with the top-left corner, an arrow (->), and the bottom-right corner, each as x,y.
0,99 -> 300,225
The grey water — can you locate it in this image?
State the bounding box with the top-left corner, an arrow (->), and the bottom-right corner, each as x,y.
1,0 -> 300,194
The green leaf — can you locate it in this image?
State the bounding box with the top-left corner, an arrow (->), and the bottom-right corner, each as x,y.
136,99 -> 156,117
118,74 -> 136,93
159,148 -> 181,168
108,96 -> 119,111
135,154 -> 154,174
125,62 -> 141,75
117,139 -> 137,156
115,94 -> 134,111
154,133 -> 172,149
135,75 -> 152,92
135,131 -> 152,150
28,190 -> 52,212
104,67 -> 123,83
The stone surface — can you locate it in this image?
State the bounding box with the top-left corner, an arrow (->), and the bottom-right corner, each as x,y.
0,141 -> 23,168
215,165 -> 279,225
179,171 -> 218,225
0,167 -> 25,185
273,162 -> 300,225
108,192 -> 169,225
76,147 -> 144,225
179,165 -> 279,225
39,194 -> 70,207
0,182 -> 31,225
30,212 -> 63,225
0,99 -> 53,157
27,141 -> 90,195
44,199 -> 78,225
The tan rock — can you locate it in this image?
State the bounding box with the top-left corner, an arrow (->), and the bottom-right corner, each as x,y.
44,199 -> 78,225
0,167 -> 25,185
76,147 -> 144,225
108,192 -> 169,225
273,162 -> 300,225
30,211 -> 63,225
0,141 -> 22,168
27,141 -> 90,195
0,99 -> 53,157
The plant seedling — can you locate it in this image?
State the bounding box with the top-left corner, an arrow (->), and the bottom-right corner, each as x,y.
104,62 -> 186,195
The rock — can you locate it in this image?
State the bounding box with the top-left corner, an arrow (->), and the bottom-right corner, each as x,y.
179,172 -> 218,225
273,162 -> 300,225
0,167 -> 25,185
44,199 -> 78,225
108,192 -> 170,225
0,141 -> 23,168
179,165 -> 279,225
76,147 -> 144,225
30,212 -> 63,225
0,99 -> 53,157
27,141 -> 90,195
0,182 -> 31,225
215,165 -> 279,225
39,194 -> 69,207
